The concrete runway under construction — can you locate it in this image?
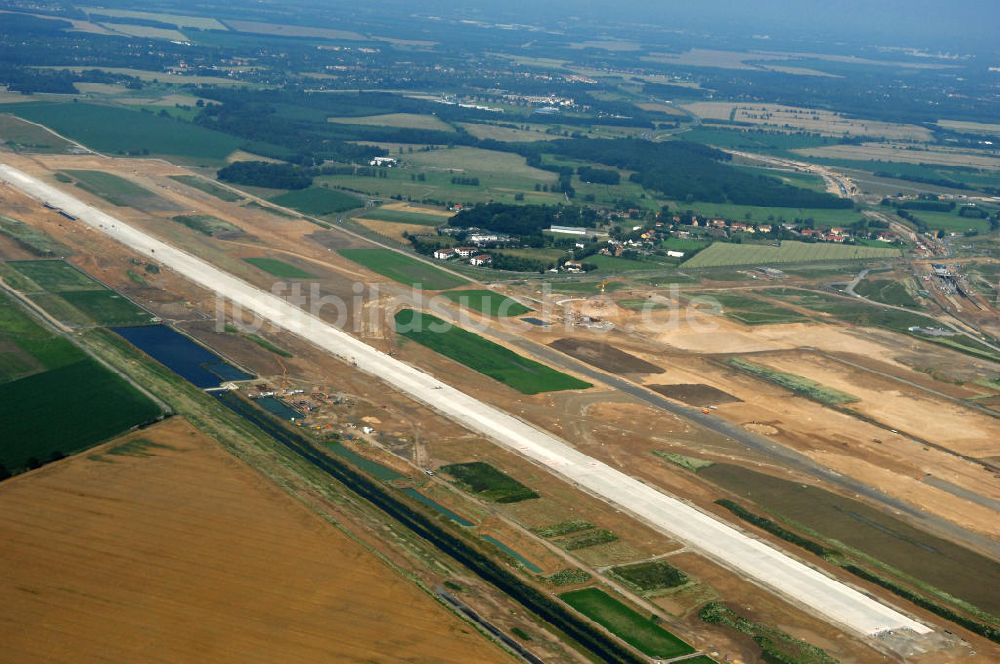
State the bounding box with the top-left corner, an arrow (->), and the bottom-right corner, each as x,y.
0,162 -> 932,639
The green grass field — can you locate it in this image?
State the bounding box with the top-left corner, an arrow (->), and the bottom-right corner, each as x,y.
0,357 -> 161,472
584,254 -> 674,272
317,145 -> 563,206
0,113 -> 74,153
63,169 -> 169,209
691,292 -> 806,325
661,237 -> 711,253
439,289 -> 532,316
171,214 -> 242,237
675,200 -> 863,227
561,529 -> 619,551
6,260 -> 96,291
395,309 -> 591,394
0,102 -> 240,163
559,588 -> 694,658
683,240 -> 900,268
533,520 -> 596,538
0,215 -> 70,257
328,113 -> 455,132
269,187 -> 362,215
57,290 -> 155,326
0,292 -> 82,383
854,278 -> 920,308
900,209 -> 992,234
359,208 -> 449,225
6,260 -> 155,327
441,461 -> 539,503
168,175 -> 243,202
339,248 -> 469,290
609,561 -> 689,593
0,292 -> 160,472
243,257 -> 313,278
728,358 -> 859,405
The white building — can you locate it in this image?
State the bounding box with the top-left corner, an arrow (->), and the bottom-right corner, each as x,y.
666,250 -> 685,258
549,225 -> 588,235
369,157 -> 398,167
433,248 -> 457,260
470,254 -> 492,266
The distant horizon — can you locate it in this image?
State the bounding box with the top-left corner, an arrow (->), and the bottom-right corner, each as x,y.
278,0 -> 1000,55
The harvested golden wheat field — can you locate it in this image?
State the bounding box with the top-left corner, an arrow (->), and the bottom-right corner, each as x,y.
0,418 -> 506,664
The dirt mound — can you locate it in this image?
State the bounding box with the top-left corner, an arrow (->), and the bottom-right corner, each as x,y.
550,338 -> 663,374
649,383 -> 741,406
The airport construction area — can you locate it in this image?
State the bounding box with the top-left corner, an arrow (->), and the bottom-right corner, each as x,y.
0,150 -> 998,664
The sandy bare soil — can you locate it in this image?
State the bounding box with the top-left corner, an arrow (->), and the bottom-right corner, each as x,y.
795,143 -> 1000,169
681,101 -> 932,140
0,418 -> 508,664
749,350 -> 1000,459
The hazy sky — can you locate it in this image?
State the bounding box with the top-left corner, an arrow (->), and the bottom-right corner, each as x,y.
445,0 -> 998,53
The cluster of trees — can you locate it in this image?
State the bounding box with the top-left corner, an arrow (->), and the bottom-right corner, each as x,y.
577,166 -> 620,185
449,203 -> 597,238
488,252 -> 556,273
188,89 -> 854,212
536,138 -> 853,209
194,96 -> 386,165
450,176 -> 480,186
217,161 -> 312,190
959,206 -> 988,219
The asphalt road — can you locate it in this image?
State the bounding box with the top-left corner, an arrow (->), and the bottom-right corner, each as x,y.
0,162 -> 931,638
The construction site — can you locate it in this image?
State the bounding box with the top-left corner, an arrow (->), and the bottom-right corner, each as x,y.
0,145 -> 998,664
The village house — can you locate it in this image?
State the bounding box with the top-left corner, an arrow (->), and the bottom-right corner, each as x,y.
454,247 -> 476,258
433,248 -> 457,260
469,254 -> 492,266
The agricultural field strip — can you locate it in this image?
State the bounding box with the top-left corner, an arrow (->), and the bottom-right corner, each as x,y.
0,163 -> 929,638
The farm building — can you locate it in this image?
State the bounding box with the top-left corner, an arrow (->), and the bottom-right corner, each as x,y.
433,248 -> 457,260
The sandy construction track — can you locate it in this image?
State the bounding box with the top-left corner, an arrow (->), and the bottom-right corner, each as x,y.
0,162 -> 930,638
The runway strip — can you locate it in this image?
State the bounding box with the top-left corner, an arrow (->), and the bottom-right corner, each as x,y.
0,163 -> 930,637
